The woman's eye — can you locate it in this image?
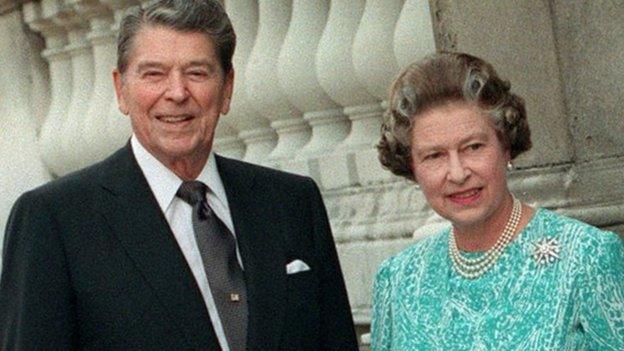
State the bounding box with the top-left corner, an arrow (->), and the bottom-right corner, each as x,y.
424,152 -> 442,160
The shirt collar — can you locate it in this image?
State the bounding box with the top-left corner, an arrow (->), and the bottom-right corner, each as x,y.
130,135 -> 229,213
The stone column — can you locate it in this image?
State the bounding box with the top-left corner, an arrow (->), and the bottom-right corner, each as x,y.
549,1 -> 624,232
24,0 -> 73,177
393,0 -> 435,67
54,2 -> 96,174
0,3 -> 52,266
315,0 -> 380,189
102,0 -> 136,147
325,0 -> 405,187
213,116 -> 245,158
209,3 -> 244,159
23,22 -> 51,132
225,0 -> 276,165
67,0 -> 117,164
245,0 -> 305,164
277,0 -> 347,179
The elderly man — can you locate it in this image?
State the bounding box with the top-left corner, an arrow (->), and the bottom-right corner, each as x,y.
0,1 -> 358,350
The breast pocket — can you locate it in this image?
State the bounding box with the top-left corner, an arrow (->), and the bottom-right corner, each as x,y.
285,270 -> 320,309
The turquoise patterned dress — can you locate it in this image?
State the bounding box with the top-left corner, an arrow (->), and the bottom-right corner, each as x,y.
371,208 -> 624,350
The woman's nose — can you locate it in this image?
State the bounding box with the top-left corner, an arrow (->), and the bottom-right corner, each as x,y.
446,153 -> 470,184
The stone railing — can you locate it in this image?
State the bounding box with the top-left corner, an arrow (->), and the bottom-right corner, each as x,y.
1,0 -> 623,340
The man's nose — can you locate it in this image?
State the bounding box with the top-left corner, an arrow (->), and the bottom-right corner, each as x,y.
446,153 -> 470,184
164,72 -> 189,102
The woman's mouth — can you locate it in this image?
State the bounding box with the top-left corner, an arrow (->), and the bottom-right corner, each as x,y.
448,188 -> 482,205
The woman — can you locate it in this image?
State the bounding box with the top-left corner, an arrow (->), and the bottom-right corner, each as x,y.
372,52 -> 624,350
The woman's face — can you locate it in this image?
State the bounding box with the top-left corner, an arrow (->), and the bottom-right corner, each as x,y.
410,101 -> 510,230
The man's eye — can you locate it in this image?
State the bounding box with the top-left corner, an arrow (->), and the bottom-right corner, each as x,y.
143,71 -> 163,78
188,71 -> 208,78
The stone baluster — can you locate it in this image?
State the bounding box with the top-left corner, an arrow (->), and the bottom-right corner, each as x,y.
315,0 -> 381,189
103,0 -> 136,146
393,0 -> 435,68
0,5 -> 52,242
212,131 -> 245,160
66,0 -> 118,165
207,2 -> 244,159
349,0 -> 404,185
53,1 -> 95,175
245,0 -> 305,165
225,0 -> 276,165
212,121 -> 245,159
276,0 -> 348,179
212,82 -> 245,157
23,0 -> 73,177
24,27 -> 50,133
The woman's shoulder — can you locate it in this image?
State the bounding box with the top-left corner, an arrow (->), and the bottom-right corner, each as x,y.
375,228 -> 449,281
531,208 -> 622,257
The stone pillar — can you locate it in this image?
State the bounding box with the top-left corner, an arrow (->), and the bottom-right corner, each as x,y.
54,2 -> 96,174
225,0 -> 276,165
102,0 -> 135,147
192,0 -> 243,159
393,0 -> 435,67
315,0 -> 378,189
24,0 -> 73,177
0,3 -> 52,267
549,1 -> 624,232
67,0 -> 118,164
245,0 -> 305,164
323,0 -> 404,187
277,0 -> 348,180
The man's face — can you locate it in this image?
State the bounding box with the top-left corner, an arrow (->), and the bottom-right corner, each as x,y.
113,25 -> 233,167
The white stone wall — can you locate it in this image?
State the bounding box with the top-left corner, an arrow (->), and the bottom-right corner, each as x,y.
1,1 -> 623,339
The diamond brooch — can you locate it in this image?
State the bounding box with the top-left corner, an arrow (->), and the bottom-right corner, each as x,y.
532,238 -> 560,265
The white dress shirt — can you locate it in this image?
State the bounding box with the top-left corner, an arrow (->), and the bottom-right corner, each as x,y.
131,136 -> 240,351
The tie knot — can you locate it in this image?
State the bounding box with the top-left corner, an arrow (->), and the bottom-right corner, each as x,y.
176,181 -> 208,206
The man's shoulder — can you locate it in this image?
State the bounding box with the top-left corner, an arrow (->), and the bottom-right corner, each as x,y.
216,155 -> 315,189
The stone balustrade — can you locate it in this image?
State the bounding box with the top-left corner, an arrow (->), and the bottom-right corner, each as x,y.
15,0 -> 436,187
1,0 -> 623,340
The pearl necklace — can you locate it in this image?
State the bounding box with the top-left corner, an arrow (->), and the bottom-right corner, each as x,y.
449,197 -> 522,279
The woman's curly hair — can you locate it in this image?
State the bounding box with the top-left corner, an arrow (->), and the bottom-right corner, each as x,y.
377,52 -> 532,181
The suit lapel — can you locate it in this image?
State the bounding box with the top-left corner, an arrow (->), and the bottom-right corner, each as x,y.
96,145 -> 218,348
216,155 -> 287,351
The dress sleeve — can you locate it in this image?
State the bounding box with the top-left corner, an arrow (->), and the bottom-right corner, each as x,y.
580,231 -> 624,350
371,258 -> 395,351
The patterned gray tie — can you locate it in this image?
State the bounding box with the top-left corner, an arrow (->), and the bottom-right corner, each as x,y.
176,181 -> 248,351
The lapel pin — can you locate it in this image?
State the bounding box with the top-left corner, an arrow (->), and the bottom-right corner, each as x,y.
532,238 -> 560,265
230,293 -> 240,302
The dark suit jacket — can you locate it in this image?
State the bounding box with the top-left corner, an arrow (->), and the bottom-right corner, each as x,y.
0,145 -> 358,350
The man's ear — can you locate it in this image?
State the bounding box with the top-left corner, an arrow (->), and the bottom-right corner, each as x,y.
220,68 -> 235,116
112,69 -> 129,115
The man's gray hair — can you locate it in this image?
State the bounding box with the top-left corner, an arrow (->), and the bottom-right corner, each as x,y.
117,0 -> 236,74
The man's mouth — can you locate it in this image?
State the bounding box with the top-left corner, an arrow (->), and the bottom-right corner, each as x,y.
157,114 -> 194,123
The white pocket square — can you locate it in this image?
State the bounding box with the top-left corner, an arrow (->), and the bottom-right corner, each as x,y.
286,259 -> 311,275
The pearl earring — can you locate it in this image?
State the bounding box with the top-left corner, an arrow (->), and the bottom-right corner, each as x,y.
507,161 -> 514,171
